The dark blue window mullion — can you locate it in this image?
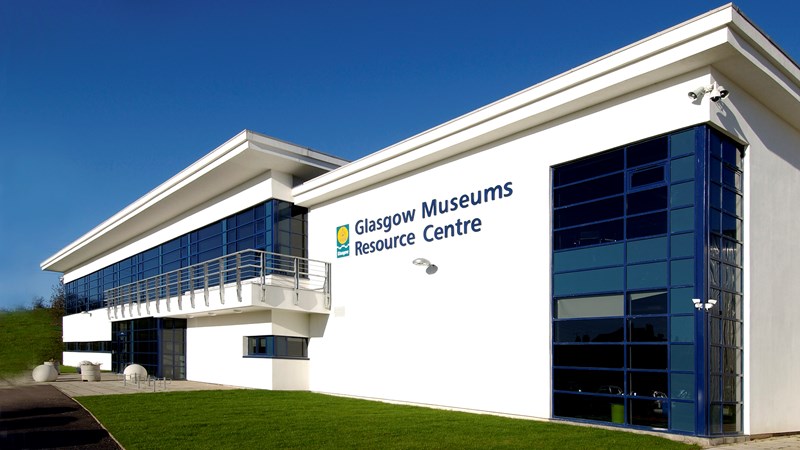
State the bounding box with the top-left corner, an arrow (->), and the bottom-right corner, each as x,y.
622,143 -> 629,424
694,126 -> 710,436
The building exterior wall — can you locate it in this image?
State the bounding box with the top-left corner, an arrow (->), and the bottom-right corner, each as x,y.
186,310 -> 309,390
306,73 -> 715,418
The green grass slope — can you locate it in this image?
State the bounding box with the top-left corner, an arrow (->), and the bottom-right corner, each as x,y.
0,308 -> 62,377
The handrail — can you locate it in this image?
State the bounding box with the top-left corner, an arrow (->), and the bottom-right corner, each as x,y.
104,249 -> 331,315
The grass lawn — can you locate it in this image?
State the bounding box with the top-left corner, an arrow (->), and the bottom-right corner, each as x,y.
78,390 -> 699,449
0,308 -> 62,377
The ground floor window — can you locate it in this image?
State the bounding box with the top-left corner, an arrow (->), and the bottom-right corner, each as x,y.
246,336 -> 308,359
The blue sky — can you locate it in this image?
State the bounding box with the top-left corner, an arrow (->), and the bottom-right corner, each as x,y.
0,1 -> 797,310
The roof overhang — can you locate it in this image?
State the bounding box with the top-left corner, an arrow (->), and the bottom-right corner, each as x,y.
293,4 -> 800,207
41,130 -> 347,273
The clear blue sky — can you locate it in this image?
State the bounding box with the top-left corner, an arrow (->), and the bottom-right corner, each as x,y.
0,1 -> 797,310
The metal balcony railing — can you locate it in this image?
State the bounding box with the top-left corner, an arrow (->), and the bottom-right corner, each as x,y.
105,249 -> 331,316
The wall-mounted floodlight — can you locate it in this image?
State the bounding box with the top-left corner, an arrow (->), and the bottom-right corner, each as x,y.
692,298 -> 717,311
688,86 -> 706,100
412,257 -> 438,275
709,84 -> 729,102
688,82 -> 730,103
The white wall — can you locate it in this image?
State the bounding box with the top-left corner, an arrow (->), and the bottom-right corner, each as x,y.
63,309 -> 112,342
186,310 -> 310,390
307,73 -> 712,418
712,71 -> 800,434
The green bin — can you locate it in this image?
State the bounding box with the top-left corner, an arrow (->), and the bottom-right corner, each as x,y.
611,403 -> 624,423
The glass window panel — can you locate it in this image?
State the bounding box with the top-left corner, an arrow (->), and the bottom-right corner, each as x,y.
670,181 -> 695,207
197,222 -> 222,240
722,166 -> 737,189
710,183 -> 721,209
554,149 -> 624,187
554,220 -> 624,250
710,209 -> 722,235
629,345 -> 667,369
670,156 -> 695,181
671,233 -> 694,258
722,189 -> 738,216
710,130 -> 722,158
709,259 -> 720,288
629,317 -> 667,342
553,392 -> 624,423
629,371 -> 667,397
554,243 -> 624,273
671,259 -> 694,286
710,235 -> 721,260
629,291 -> 667,315
554,173 -> 624,207
722,214 -> 742,241
710,375 -> 722,402
722,140 -> 739,167
553,267 -> 624,296
554,369 -> 624,394
553,344 -> 624,368
710,157 -> 721,182
555,318 -> 624,343
671,344 -> 695,371
671,373 -> 695,401
554,196 -> 624,228
627,187 -> 667,215
627,262 -> 667,289
723,348 -> 742,374
627,211 -> 667,239
555,295 -> 625,319
630,166 -> 665,188
671,401 -> 696,432
670,129 -> 696,157
722,404 -> 742,434
627,136 -> 668,168
671,207 -> 694,233
671,316 -> 694,343
723,376 -> 742,402
628,397 -> 668,428
627,237 -> 667,263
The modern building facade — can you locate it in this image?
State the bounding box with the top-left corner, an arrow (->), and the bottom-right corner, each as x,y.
42,5 -> 800,438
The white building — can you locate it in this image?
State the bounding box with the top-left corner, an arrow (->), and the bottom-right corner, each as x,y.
42,4 -> 800,438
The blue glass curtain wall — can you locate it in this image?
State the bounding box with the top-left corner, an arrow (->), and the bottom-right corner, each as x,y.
64,200 -> 308,314
112,318 -> 187,379
551,125 -> 744,436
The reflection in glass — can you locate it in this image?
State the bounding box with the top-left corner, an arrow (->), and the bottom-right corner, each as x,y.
629,291 -> 667,315
556,295 -> 624,319
554,318 -> 624,343
553,344 -> 624,368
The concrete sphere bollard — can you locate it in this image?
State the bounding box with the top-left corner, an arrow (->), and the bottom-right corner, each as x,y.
123,363 -> 148,382
32,364 -> 58,382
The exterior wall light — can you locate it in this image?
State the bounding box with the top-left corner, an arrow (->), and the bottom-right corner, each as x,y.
412,258 -> 438,275
692,298 -> 717,311
688,82 -> 729,102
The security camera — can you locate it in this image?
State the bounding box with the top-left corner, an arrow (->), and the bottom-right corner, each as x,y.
688,86 -> 706,100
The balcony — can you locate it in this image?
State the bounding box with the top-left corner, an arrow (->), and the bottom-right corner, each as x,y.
105,249 -> 331,320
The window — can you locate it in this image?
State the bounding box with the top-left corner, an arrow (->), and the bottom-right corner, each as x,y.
64,200 -> 309,314
246,336 -> 308,359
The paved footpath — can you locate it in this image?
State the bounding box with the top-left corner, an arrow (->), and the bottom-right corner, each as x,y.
0,384 -> 121,449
